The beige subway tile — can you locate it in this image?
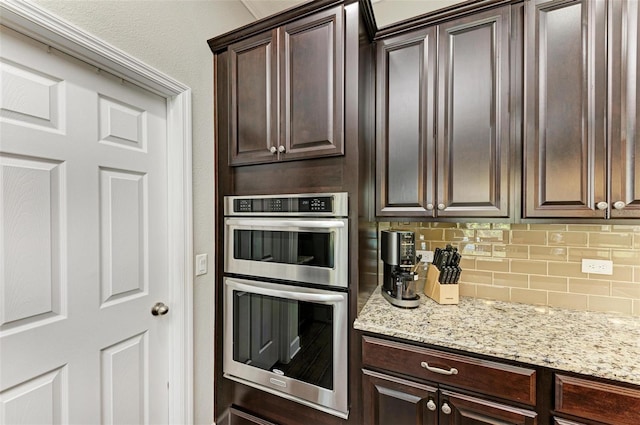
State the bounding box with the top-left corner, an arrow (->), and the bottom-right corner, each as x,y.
459,257 -> 476,269
530,275 -> 568,292
444,229 -> 475,242
511,224 -> 529,230
461,223 -> 491,230
511,260 -> 547,275
612,224 -> 640,232
567,247 -> 611,262
476,230 -> 507,243
610,265 -> 634,282
510,288 -> 548,306
511,230 -> 547,245
548,262 -> 587,278
459,269 -> 493,285
635,267 -> 640,282
528,224 -> 567,231
476,258 -> 510,272
530,246 -> 568,261
589,232 -> 634,249
633,300 -> 640,316
419,229 -> 445,241
548,292 -> 588,310
493,244 -> 529,259
568,224 -> 611,232
611,281 -> 640,299
568,278 -> 611,296
460,243 -> 493,257
549,231 -> 588,246
612,250 -> 640,266
459,282 -> 477,297
476,284 -> 511,302
430,222 -> 458,228
588,296 -> 633,315
635,233 -> 640,250
493,223 -> 511,230
493,273 -> 528,288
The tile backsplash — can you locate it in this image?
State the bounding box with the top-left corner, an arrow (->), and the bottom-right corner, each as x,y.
380,222 -> 640,316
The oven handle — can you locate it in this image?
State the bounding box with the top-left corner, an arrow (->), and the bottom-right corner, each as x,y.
226,218 -> 345,230
226,279 -> 345,303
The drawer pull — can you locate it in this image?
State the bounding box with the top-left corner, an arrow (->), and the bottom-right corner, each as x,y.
441,402 -> 452,415
421,361 -> 458,375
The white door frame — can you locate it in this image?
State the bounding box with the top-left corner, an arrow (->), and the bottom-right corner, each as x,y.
0,1 -> 194,423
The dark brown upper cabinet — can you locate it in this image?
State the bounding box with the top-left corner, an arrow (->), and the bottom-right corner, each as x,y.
524,0 -> 639,219
376,5 -> 512,218
228,6 -> 344,166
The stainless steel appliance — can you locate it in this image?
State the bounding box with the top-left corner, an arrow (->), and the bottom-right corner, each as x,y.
223,193 -> 349,419
381,230 -> 421,308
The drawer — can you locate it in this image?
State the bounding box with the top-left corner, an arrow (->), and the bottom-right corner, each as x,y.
555,374 -> 640,425
362,336 -> 536,405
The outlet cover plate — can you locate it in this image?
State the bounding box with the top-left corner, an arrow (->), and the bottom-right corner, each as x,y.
581,259 -> 613,275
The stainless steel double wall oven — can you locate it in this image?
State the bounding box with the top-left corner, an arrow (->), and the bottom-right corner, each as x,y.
223,193 -> 349,418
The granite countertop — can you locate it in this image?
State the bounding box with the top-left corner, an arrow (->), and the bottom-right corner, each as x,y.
354,288 -> 640,387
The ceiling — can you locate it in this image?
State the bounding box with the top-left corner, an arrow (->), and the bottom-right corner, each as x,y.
240,0 -> 470,28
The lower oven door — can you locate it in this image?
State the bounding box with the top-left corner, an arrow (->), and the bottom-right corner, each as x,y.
223,277 -> 349,418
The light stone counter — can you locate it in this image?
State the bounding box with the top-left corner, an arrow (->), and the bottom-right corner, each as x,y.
354,287 -> 640,387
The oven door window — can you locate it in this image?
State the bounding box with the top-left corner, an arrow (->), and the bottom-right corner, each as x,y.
233,290 -> 334,391
233,230 -> 334,268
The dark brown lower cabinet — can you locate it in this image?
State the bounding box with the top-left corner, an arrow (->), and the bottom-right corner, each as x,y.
228,406 -> 278,425
440,390 -> 537,425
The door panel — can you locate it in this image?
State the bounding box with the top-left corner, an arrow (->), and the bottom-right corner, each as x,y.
281,6 -> 344,160
228,30 -> 278,166
437,6 -> 511,217
0,26 -> 169,424
440,390 -> 537,425
376,28 -> 436,216
610,0 -> 640,218
524,0 -> 607,217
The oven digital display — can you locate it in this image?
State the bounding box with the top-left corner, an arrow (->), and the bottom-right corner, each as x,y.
233,196 -> 333,213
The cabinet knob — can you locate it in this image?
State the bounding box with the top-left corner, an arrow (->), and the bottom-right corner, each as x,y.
278,145 -> 286,153
437,203 -> 445,210
426,399 -> 436,411
596,201 -> 608,210
613,201 -> 626,210
269,146 -> 277,154
426,203 -> 434,211
441,402 -> 452,415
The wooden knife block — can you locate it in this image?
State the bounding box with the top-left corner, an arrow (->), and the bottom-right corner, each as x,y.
424,264 -> 459,305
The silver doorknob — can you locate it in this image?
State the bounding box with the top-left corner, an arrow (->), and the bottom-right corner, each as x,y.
426,203 -> 434,211
437,203 -> 445,210
441,402 -> 452,415
596,201 -> 608,210
269,146 -> 277,154
613,201 -> 626,210
278,145 -> 286,153
151,302 -> 169,316
426,399 -> 436,411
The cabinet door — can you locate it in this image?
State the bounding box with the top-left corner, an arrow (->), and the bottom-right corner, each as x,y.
439,390 -> 537,425
228,406 -> 278,425
524,0 -> 607,217
280,6 -> 344,161
362,369 -> 438,425
609,0 -> 640,218
376,28 -> 436,216
437,6 -> 511,218
228,30 -> 279,166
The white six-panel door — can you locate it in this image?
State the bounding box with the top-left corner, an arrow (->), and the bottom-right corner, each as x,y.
0,25 -> 170,424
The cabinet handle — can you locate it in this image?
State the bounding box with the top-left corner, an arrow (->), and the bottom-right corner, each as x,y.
420,361 -> 458,375
426,203 -> 434,211
596,201 -> 608,210
613,201 -> 626,210
278,145 -> 286,153
269,146 -> 277,154
426,399 -> 436,411
441,402 -> 452,415
437,203 -> 445,210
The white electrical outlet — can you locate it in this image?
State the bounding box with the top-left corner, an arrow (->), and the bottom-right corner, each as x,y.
417,250 -> 434,263
581,259 -> 613,275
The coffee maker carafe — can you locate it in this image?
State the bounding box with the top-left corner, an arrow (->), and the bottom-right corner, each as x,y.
381,230 -> 421,308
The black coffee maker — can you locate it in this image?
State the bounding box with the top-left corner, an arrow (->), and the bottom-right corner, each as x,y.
381,230 -> 421,308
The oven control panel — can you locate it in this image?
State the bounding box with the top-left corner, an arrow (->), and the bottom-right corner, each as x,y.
233,196 -> 334,213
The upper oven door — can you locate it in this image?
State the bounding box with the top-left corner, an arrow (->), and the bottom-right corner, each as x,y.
224,217 -> 348,287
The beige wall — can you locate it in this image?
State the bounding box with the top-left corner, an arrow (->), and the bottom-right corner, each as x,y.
382,222 -> 640,316
30,1 -> 255,423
